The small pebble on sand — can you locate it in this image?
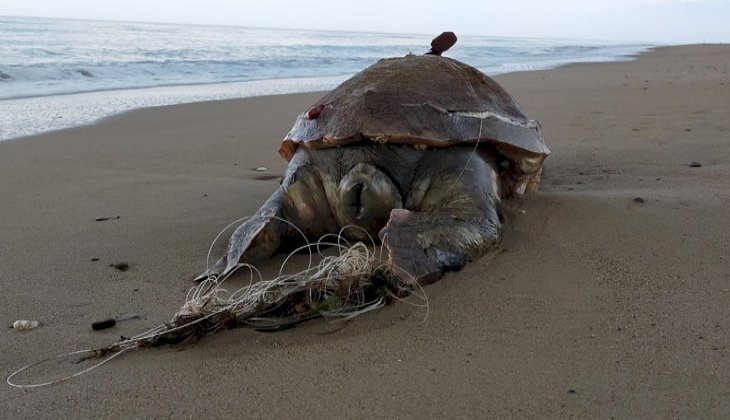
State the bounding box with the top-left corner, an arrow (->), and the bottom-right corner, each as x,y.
12,320 -> 39,331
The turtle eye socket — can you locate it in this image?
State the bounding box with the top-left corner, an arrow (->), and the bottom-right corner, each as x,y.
336,163 -> 403,239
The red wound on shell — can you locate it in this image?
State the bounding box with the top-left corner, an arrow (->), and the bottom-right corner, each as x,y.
307,104 -> 325,120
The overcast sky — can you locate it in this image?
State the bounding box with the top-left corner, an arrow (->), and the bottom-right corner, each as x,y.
2,0 -> 729,43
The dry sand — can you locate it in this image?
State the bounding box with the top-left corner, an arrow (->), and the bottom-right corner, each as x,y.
1,45 -> 729,419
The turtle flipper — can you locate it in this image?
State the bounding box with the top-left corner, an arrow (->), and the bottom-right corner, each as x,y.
379,150 -> 501,284
379,210 -> 454,284
195,190 -> 285,281
380,209 -> 499,284
195,154 -> 336,281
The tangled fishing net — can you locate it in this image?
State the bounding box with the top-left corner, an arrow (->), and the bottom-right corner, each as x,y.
147,235 -> 415,345
7,228 -> 425,388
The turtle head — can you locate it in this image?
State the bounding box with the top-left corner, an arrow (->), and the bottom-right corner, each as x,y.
335,163 -> 403,240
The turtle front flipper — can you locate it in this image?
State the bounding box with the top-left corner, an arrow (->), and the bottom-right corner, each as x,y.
195,190 -> 286,281
379,150 -> 501,284
195,154 -> 337,281
379,210 -> 499,284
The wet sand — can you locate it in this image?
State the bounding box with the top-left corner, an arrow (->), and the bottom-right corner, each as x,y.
1,45 -> 729,418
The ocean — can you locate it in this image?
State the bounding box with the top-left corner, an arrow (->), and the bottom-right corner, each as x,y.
0,16 -> 655,140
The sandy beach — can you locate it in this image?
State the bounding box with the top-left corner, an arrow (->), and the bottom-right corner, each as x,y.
2,45 -> 729,418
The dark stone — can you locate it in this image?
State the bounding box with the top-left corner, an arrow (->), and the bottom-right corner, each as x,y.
110,262 -> 129,271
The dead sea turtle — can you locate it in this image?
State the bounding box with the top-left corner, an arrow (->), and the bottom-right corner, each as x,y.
199,32 -> 549,283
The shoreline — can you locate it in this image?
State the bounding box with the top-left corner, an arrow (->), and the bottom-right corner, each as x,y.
0,45 -> 655,142
0,75 -> 347,141
2,44 -> 729,418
